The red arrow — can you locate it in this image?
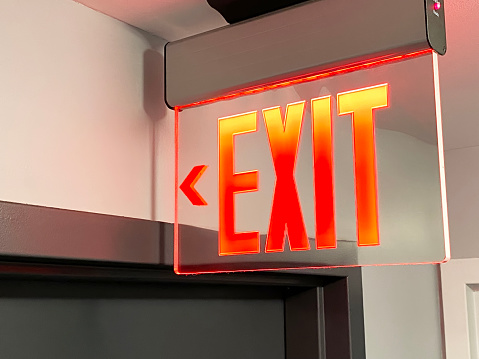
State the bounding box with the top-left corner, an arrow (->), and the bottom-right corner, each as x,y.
180,165 -> 208,206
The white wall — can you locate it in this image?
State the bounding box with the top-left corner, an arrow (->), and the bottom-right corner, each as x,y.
440,0 -> 479,259
362,1 -> 479,357
362,265 -> 443,359
0,0 -> 175,222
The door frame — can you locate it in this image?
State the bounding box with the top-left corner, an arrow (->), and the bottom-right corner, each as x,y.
0,200 -> 366,359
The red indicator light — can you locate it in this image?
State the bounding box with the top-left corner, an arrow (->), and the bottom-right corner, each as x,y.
434,2 -> 441,10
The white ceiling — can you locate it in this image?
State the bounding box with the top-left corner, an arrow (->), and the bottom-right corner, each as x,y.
74,0 -> 228,41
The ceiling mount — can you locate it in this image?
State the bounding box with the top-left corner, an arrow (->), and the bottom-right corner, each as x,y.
207,0 -> 313,24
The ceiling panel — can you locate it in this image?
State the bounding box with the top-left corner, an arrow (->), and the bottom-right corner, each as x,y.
74,0 -> 228,40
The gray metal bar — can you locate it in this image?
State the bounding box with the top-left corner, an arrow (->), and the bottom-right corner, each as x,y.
0,200 -> 160,264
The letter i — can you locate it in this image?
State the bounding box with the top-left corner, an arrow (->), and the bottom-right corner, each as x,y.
311,96 -> 336,249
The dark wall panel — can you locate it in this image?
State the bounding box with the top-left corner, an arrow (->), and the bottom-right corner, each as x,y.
0,297 -> 284,359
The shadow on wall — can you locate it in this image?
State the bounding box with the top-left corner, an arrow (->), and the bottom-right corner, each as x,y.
143,49 -> 165,121
143,48 -> 166,221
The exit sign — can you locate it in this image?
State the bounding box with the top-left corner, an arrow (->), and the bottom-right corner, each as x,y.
174,51 -> 449,274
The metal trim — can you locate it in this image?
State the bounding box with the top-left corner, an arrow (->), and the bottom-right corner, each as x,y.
0,200 -> 160,264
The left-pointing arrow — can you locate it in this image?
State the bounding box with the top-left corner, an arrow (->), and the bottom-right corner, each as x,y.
180,165 -> 208,206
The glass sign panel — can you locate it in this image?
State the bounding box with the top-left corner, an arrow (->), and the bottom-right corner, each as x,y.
175,52 -> 449,274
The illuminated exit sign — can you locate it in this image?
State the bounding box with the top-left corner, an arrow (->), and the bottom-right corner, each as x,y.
175,52 -> 450,274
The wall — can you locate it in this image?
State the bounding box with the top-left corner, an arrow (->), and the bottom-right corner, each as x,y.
362,265 -> 443,359
0,0 -> 175,222
440,0 -> 479,259
362,1 -> 479,358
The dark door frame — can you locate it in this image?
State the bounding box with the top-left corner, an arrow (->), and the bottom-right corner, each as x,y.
0,200 -> 366,359
0,259 -> 366,359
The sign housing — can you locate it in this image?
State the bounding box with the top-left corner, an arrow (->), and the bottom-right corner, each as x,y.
165,0 -> 446,108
